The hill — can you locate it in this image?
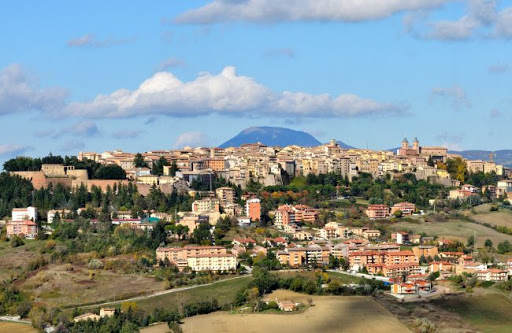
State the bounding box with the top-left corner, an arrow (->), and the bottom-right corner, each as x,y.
219,127 -> 322,148
450,149 -> 512,167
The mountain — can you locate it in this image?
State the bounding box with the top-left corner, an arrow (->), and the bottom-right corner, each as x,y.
219,127 -> 322,148
450,150 -> 512,167
335,140 -> 355,149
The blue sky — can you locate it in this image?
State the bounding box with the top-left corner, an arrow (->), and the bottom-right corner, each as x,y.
0,0 -> 511,165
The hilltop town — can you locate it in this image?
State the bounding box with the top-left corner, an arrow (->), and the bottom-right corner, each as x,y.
0,137 -> 511,332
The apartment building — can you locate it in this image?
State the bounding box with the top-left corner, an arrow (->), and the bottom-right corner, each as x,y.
412,246 -> 438,259
186,253 -> 237,272
6,220 -> 38,239
156,245 -> 227,264
12,207 -> 38,222
215,187 -> 236,207
245,197 -> 261,221
192,198 -> 220,214
365,204 -> 390,219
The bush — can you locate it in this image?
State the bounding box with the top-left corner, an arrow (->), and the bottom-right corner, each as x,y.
88,258 -> 104,269
10,236 -> 25,248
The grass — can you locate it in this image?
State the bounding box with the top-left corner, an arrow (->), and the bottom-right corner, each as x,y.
388,219 -> 512,247
471,209 -> 512,228
432,294 -> 512,333
19,263 -> 166,308
0,322 -> 36,333
135,276 -> 252,313
0,239 -> 46,281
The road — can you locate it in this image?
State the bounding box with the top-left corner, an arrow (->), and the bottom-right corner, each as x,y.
79,275 -> 251,309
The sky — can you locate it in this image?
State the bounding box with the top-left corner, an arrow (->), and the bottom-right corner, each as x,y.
1,0 -> 511,166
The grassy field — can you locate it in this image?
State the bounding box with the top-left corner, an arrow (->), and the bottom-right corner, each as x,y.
432,294 -> 512,333
471,208 -> 512,228
171,290 -> 409,333
388,219 -> 512,247
18,263 -> 165,308
0,240 -> 46,282
135,276 -> 252,313
0,322 -> 36,333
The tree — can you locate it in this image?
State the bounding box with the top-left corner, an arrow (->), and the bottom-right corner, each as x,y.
484,239 -> 493,249
95,165 -> 126,179
169,161 -> 179,177
467,235 -> 475,248
497,241 -> 512,254
152,156 -> 170,176
133,153 -> 148,168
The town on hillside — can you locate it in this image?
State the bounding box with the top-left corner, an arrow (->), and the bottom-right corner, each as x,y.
0,138 -> 511,332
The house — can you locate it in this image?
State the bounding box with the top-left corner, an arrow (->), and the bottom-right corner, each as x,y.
391,282 -> 416,295
73,313 -> 101,322
6,220 -> 38,239
232,238 -> 256,247
476,269 -> 508,282
362,229 -> 381,240
237,216 -> 251,226
47,209 -> 71,224
365,204 -> 390,219
429,261 -> 455,277
277,300 -> 298,312
263,237 -> 287,247
392,232 -> 409,245
100,308 -> 115,318
391,202 -> 416,215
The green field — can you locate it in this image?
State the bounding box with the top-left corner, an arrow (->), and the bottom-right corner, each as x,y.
388,219 -> 512,247
135,276 -> 252,313
433,294 -> 512,333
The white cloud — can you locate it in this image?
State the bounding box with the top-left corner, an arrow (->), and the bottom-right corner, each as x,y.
494,7 -> 512,37
427,16 -> 480,40
65,121 -> 101,137
174,0 -> 451,24
156,58 -> 186,71
431,85 -> 471,108
0,64 -> 67,115
67,34 -> 135,47
174,131 -> 210,148
0,144 -> 32,157
408,0 -> 512,40
62,66 -> 407,119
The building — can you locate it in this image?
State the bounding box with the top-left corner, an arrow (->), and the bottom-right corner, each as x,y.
392,232 -> 410,245
365,204 -> 390,219
186,253 -> 237,272
12,207 -> 37,222
192,198 -> 220,214
74,313 -> 101,322
391,202 -> 416,215
476,269 -> 508,282
156,245 -> 227,265
245,197 -> 261,221
412,246 -> 438,259
216,187 -> 236,207
100,308 -> 116,318
6,220 -> 38,239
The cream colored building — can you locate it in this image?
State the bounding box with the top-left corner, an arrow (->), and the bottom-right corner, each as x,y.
186,253 -> 237,272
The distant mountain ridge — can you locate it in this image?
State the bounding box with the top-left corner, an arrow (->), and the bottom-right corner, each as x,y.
219,127 -> 321,148
450,150 -> 512,167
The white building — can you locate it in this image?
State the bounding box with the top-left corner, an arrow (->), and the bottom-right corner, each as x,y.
12,207 -> 38,222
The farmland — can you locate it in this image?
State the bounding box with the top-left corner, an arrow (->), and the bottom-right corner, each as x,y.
387,219 -> 512,247
179,290 -> 409,333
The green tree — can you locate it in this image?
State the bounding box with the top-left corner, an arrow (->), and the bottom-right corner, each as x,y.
95,165 -> 126,179
133,153 -> 148,168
